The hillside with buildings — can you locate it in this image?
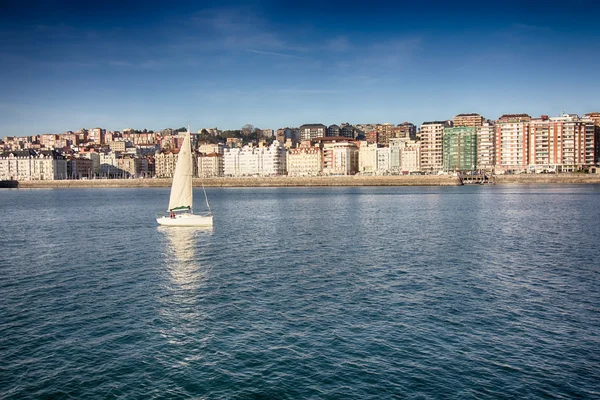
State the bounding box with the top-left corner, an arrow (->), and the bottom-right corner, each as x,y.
1,112 -> 599,182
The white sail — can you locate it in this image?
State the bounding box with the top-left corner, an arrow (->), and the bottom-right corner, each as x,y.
167,131 -> 193,211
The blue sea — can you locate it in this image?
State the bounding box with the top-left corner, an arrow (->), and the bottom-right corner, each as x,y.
1,185 -> 599,399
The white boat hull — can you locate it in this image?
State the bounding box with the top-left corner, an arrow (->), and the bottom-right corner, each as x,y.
156,213 -> 213,227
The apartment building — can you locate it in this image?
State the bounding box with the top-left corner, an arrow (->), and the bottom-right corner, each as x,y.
453,113 -> 484,127
358,142 -> 379,174
400,141 -> 421,173
155,150 -> 178,178
299,124 -> 327,141
287,142 -> 321,177
495,114 -> 531,172
529,114 -> 595,171
392,122 -> 417,141
376,123 -> 394,145
223,141 -> 286,176
318,137 -> 359,175
420,121 -> 449,173
0,149 -> 67,180
198,153 -> 223,177
476,122 -> 495,171
443,127 -> 477,172
66,156 -> 94,179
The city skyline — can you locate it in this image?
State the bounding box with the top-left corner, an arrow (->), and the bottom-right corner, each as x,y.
1,0 -> 599,137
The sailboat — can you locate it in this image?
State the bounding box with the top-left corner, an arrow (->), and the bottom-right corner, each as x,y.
156,129 -> 213,227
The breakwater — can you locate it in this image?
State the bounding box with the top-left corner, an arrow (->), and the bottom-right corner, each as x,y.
13,173 -> 600,189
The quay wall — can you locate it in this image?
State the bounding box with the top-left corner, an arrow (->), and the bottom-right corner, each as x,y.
494,174 -> 600,184
13,174 -> 600,189
17,175 -> 460,188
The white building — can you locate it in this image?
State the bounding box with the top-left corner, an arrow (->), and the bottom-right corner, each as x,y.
223,141 -> 286,177
358,142 -> 391,175
0,150 -> 67,180
358,142 -> 378,174
287,145 -> 321,176
320,138 -> 359,175
198,153 -> 223,177
400,141 -> 421,173
260,141 -> 286,175
155,150 -> 178,178
476,122 -> 495,171
199,143 -> 224,155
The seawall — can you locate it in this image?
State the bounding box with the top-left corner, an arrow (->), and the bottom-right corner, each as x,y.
17,175 -> 460,188
13,174 -> 600,189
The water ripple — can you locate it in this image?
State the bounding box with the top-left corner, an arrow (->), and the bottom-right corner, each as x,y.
0,186 -> 599,398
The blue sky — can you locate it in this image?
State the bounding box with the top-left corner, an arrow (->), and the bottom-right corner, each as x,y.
1,0 -> 599,136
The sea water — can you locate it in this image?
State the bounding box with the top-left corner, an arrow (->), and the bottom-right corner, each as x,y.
1,185 -> 599,399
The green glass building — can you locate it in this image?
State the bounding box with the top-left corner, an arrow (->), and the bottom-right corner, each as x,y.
443,127 -> 477,172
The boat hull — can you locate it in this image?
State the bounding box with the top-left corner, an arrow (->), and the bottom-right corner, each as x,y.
156,213 -> 213,227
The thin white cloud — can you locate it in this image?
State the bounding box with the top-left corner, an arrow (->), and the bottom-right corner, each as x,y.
276,89 -> 344,94
324,36 -> 352,52
246,49 -> 303,59
108,60 -> 165,70
185,6 -> 299,53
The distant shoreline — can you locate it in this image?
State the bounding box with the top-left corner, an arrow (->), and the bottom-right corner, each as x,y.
10,174 -> 600,188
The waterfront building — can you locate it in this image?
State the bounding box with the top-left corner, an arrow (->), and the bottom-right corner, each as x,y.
79,150 -> 101,176
495,114 -> 531,172
377,146 -> 391,174
223,147 -> 241,176
115,156 -> 150,178
286,143 -> 322,176
358,142 -> 378,174
223,141 -> 286,176
198,153 -> 223,177
420,121 -> 449,173
99,152 -> 120,178
316,137 -> 359,175
358,142 -> 391,175
389,138 -> 403,174
0,149 -> 67,180
299,124 -> 327,141
260,140 -> 287,176
476,122 -> 495,171
443,127 -> 477,172
584,112 -> 600,161
453,113 -> 485,127
529,114 -> 595,172
400,140 -> 421,173
66,156 -> 94,179
154,149 -> 178,178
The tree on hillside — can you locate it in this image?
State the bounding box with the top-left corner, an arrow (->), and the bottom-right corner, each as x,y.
241,124 -> 254,136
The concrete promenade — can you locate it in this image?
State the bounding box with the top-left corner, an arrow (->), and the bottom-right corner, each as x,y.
13,174 -> 600,188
